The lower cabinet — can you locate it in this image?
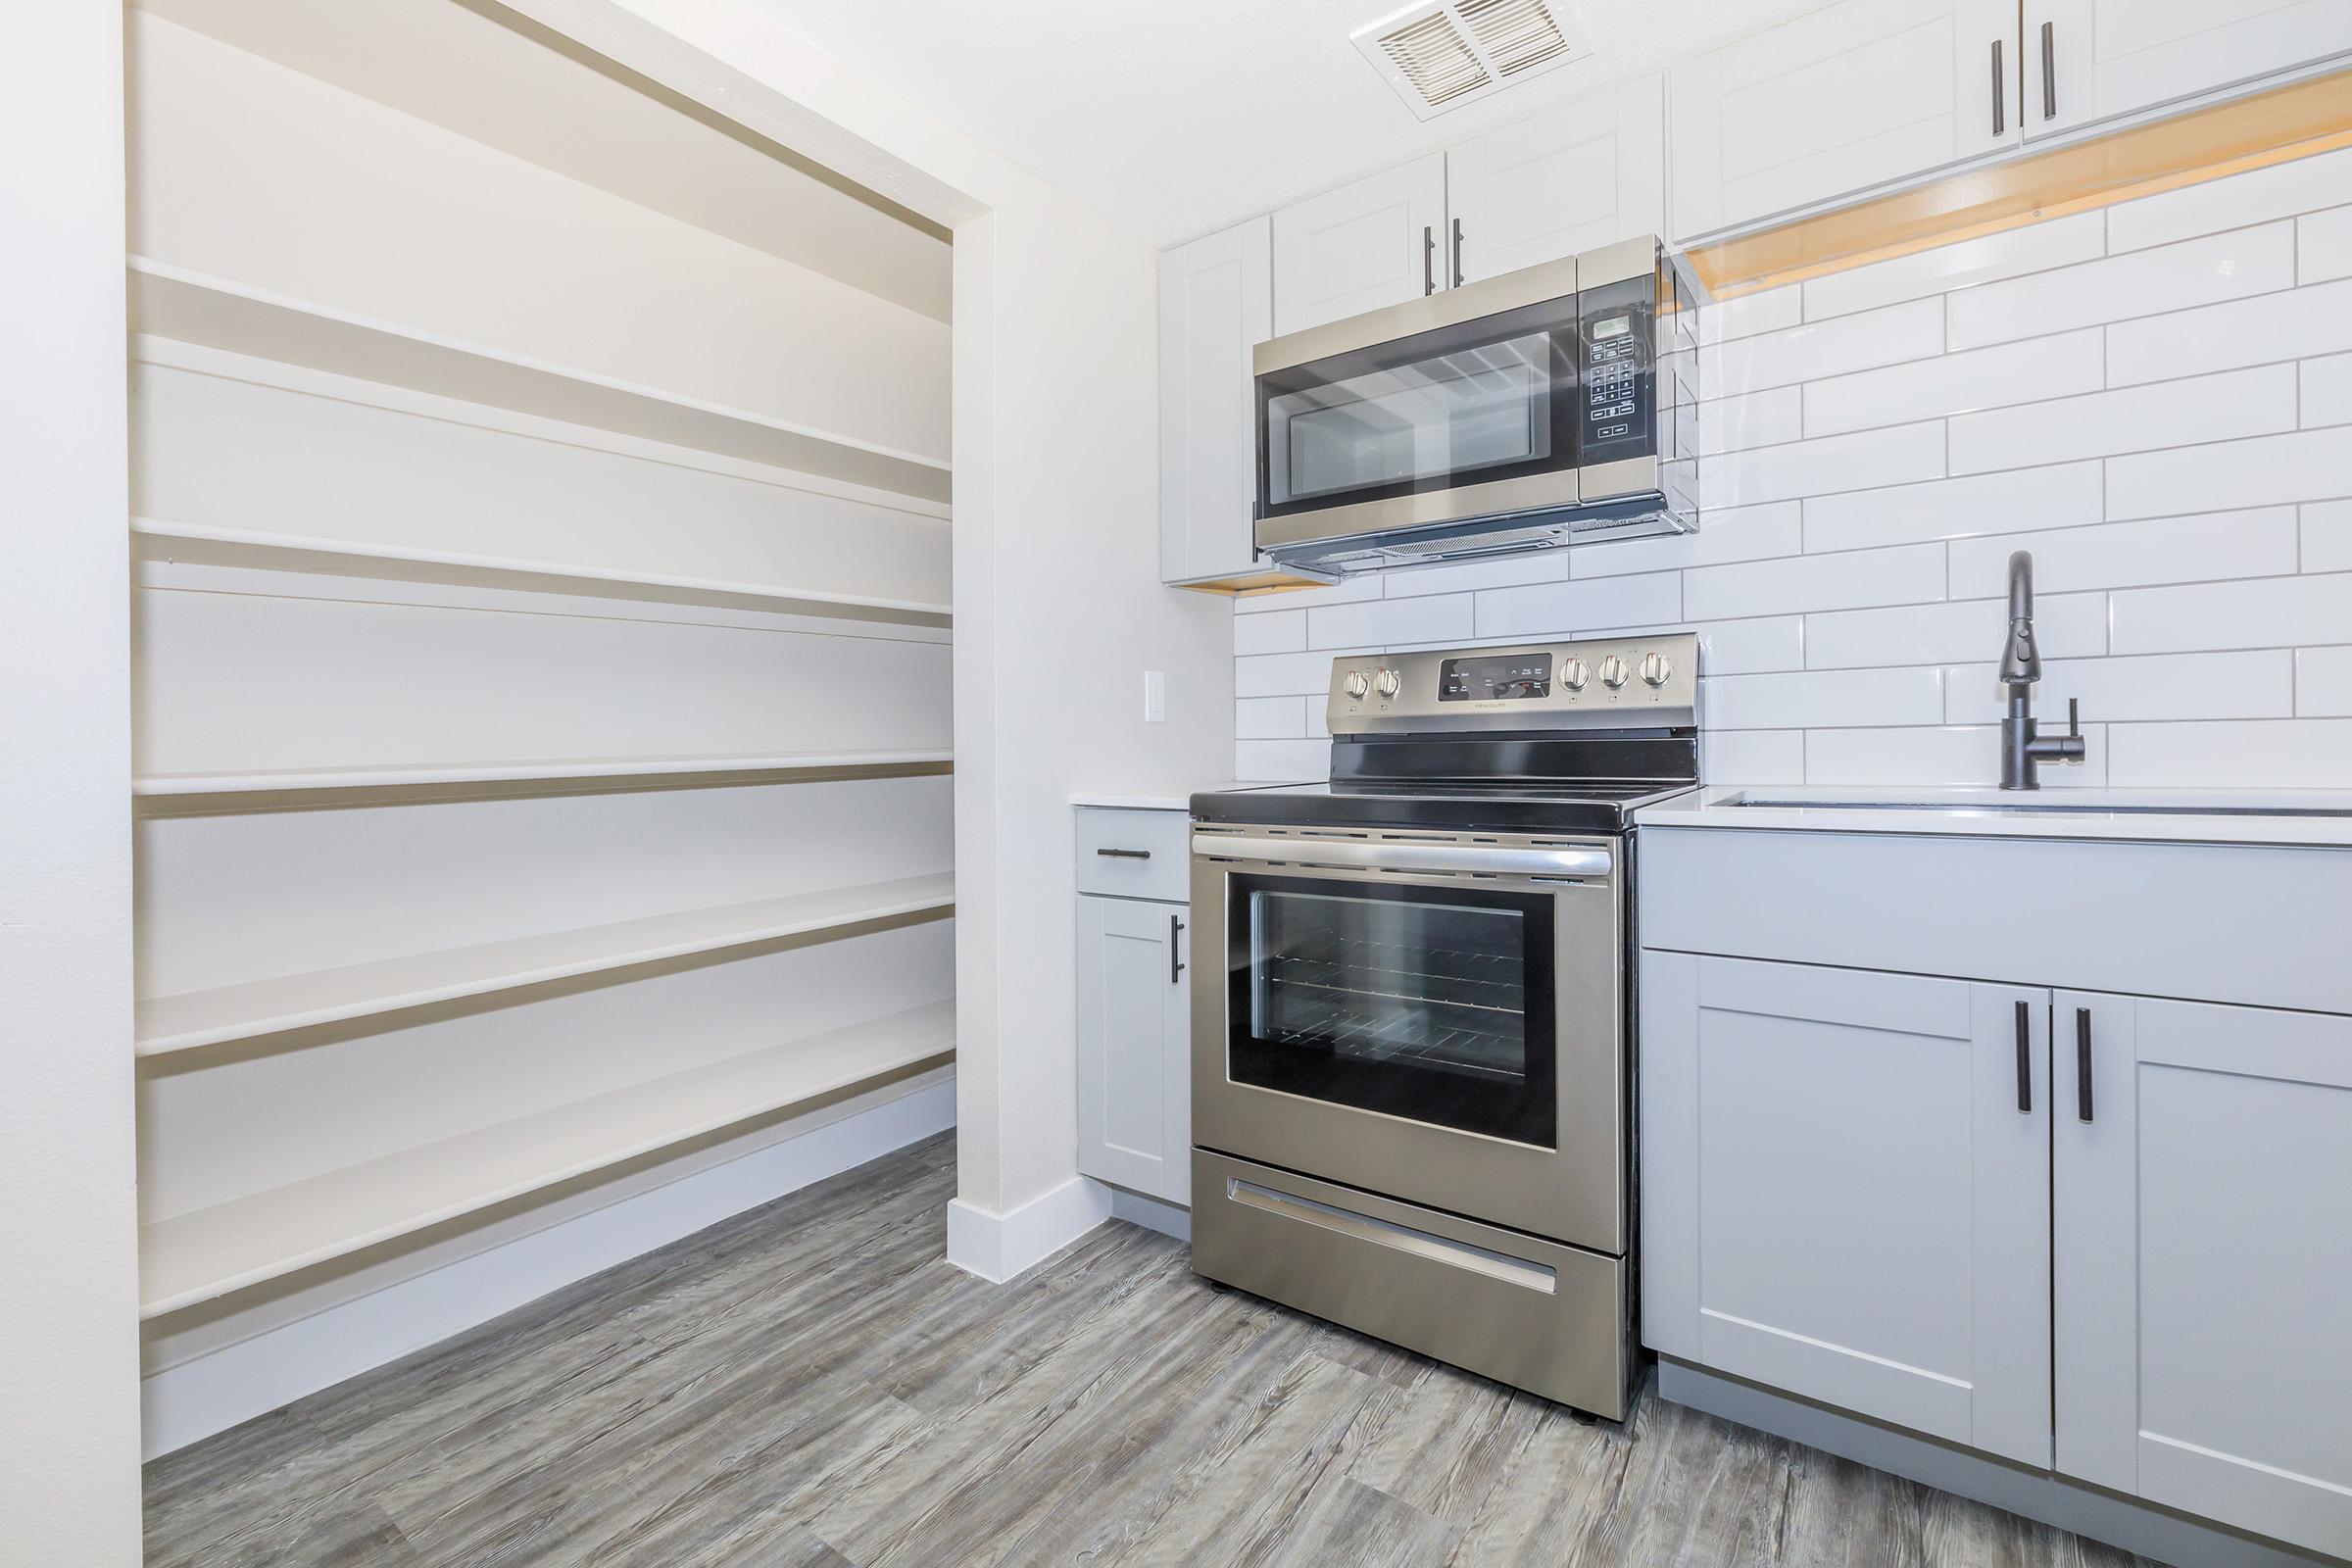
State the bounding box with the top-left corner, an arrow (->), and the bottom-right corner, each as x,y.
1075,893 -> 1191,1205
2055,993 -> 2352,1553
1643,952 -> 2352,1559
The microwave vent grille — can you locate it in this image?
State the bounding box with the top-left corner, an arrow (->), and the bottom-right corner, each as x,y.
1351,0 -> 1592,120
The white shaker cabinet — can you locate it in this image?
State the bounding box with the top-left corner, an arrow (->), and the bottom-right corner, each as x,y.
1667,0 -> 2020,241
1446,75 -> 1666,284
1270,153 -> 1447,335
1158,217 -> 1272,586
2054,992 -> 2352,1557
1074,807 -> 1192,1207
1641,953 -> 2054,1467
2023,1 -> 2352,143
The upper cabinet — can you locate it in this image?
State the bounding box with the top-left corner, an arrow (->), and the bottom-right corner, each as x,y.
1669,0 -> 2018,242
1158,216 -> 1272,586
1447,76 -> 1666,284
1271,153 -> 1446,336
2023,1 -> 2352,142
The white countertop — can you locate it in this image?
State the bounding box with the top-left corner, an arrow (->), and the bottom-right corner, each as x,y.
1638,785 -> 2352,849
1069,784 -> 1293,811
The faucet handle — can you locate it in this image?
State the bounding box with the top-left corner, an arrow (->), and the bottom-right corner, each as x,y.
2066,697 -> 2079,738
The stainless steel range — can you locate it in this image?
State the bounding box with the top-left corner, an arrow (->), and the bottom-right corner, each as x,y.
1188,632 -> 1700,1419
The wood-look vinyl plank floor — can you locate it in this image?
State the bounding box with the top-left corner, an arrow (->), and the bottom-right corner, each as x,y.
146,1133 -> 2163,1567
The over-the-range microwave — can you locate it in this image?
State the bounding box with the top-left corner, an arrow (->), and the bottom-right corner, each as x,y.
1254,235 -> 1704,578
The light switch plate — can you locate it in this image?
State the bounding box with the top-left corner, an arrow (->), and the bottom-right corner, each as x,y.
1144,670 -> 1166,722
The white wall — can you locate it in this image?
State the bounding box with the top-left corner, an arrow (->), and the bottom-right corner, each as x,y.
505,0 -> 1238,1269
1232,149 -> 2352,790
0,5 -> 144,1562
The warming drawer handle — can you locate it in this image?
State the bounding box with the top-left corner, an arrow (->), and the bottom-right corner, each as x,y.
1194,834 -> 1611,881
1227,1179 -> 1557,1295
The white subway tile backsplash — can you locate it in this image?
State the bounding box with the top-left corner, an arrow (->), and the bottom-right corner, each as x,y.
2303,352 -> 2352,428
1803,330 -> 2103,440
1226,162 -> 2352,793
2305,501 -> 2352,573
1475,571 -> 1681,639
2107,719 -> 2352,787
1701,729 -> 1806,785
1803,463 -> 2104,553
1701,299 -> 1943,396
2298,646 -> 2352,716
1307,592 -> 1470,651
1572,502 -> 1801,579
1944,651 -> 2292,725
1950,510 -> 2298,598
2107,148 -> 2352,253
1235,696 -> 1306,739
2108,427 -> 2352,519
1946,224 -> 2296,350
1700,387 -> 1805,456
1685,544 -> 1944,620
1703,666 -> 1943,730
1233,609 -> 1305,657
2109,573 -> 2352,655
1701,420 -> 1944,509
1803,724 -> 2109,789
1805,593 -> 2105,671
1802,213 -> 2106,319
1702,284 -> 1802,344
2303,204 -> 2352,284
2107,275 -> 2352,385
1948,366 -> 2297,475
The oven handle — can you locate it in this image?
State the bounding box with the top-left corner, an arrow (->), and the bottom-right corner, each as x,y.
1193,835 -> 1611,881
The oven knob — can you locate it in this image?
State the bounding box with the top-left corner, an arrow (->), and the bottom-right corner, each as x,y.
1642,652 -> 1674,687
1374,667 -> 1401,699
1344,670 -> 1370,700
1599,655 -> 1630,689
1560,658 -> 1589,691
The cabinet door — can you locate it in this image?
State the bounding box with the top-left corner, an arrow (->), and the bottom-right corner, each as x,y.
1642,954 -> 2051,1465
1271,153 -> 1446,336
1667,0 -> 2019,241
2054,992 -> 2352,1558
2024,1 -> 2352,143
1076,896 -> 1191,1204
1159,217 -> 1271,584
1448,75 -> 1665,284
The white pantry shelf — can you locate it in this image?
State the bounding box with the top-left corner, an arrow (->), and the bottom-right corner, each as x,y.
132,517 -> 954,627
138,998 -> 956,1318
133,750 -> 953,812
126,257 -> 953,506
134,873 -> 956,1057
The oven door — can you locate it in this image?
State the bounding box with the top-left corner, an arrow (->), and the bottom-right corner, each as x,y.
1190,825 -> 1623,1252
1254,278 -> 1584,555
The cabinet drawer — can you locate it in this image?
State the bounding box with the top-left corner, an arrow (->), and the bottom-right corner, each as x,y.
1075,808 -> 1191,901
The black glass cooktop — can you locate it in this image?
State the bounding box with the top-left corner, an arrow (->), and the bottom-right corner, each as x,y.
1191,777 -> 1698,834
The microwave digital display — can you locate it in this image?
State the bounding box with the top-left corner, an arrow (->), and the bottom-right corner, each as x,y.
1440,654 -> 1552,702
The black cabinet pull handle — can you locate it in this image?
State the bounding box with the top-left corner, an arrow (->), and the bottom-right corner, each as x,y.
1096,847 -> 1150,859
2014,1000 -> 2032,1113
2041,21 -> 2057,121
1171,914 -> 1186,985
2076,1006 -> 2094,1123
1991,39 -> 2005,137
1423,226 -> 1437,296
1451,218 -> 1465,288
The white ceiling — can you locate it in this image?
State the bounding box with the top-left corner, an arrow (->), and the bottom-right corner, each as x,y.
754,0 -> 1833,249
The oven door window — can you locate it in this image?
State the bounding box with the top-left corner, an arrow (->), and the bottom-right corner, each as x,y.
1257,296 -> 1579,521
1228,875 -> 1555,1148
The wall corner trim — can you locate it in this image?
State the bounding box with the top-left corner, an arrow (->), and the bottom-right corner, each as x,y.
946,1175 -> 1114,1283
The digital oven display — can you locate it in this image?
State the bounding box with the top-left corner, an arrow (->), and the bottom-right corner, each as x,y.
1439,653 -> 1552,702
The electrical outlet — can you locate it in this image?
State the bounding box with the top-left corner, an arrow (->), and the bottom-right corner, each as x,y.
1143,670 -> 1166,723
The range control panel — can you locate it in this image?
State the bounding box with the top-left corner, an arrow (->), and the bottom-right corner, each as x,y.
1329,633 -> 1699,736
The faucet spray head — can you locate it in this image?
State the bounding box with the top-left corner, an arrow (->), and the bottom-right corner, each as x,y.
1999,551 -> 2040,688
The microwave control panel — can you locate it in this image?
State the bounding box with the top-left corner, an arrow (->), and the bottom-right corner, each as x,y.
1578,273 -> 1656,468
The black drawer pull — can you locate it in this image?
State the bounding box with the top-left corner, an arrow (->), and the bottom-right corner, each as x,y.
2014,1000 -> 2032,1113
1991,39 -> 2005,137
2076,1007 -> 2094,1123
1171,914 -> 1186,985
1095,847 -> 1151,859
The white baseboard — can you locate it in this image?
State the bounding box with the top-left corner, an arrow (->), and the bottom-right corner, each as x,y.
141,1075 -> 955,1459
1109,1186 -> 1190,1243
945,1173 -> 1113,1283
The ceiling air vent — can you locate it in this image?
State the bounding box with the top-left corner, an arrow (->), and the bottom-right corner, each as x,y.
1352,0 -> 1592,120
